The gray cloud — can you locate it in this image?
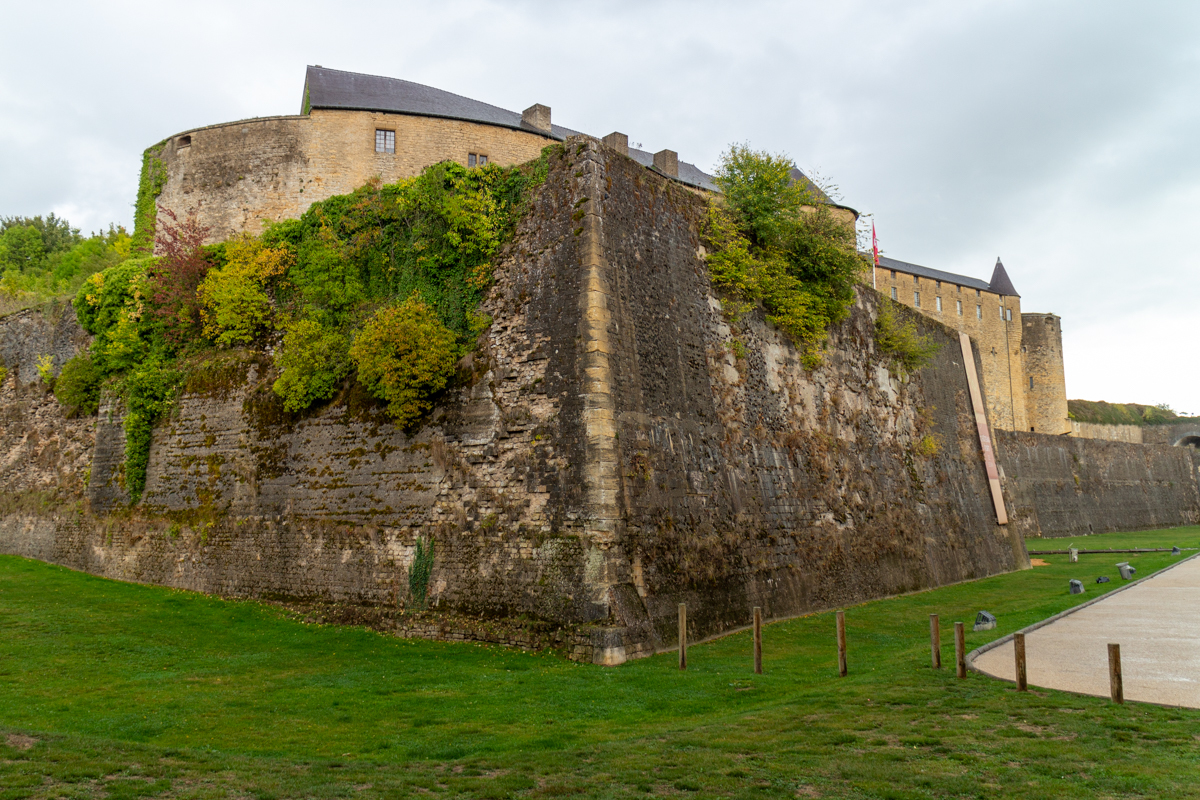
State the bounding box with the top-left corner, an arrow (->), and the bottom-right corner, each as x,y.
2,0 -> 1195,409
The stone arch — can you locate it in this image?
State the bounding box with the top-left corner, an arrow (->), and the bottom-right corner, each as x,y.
1172,432 -> 1200,448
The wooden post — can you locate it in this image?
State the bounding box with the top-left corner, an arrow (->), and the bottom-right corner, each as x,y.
753,606 -> 763,675
1108,643 -> 1123,704
678,603 -> 687,670
1013,632 -> 1027,691
836,611 -> 847,677
954,622 -> 966,679
929,614 -> 941,669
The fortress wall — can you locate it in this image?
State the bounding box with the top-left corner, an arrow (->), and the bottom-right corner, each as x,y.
995,430 -> 1200,539
155,110 -> 555,244
1021,313 -> 1069,434
10,139 -> 1192,661
1070,420 -> 1143,443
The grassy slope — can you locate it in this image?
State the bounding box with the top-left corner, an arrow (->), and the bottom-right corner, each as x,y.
2,527 -> 1200,799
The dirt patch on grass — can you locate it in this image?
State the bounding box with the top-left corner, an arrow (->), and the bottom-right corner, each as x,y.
5,734 -> 37,750
1029,558 -> 1050,566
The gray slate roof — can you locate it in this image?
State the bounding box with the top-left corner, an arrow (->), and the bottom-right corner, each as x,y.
877,255 -> 993,293
303,66 -> 720,191
988,258 -> 1020,297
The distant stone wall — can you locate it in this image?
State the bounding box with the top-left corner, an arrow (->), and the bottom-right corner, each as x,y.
0,301 -> 90,386
1070,420 -> 1143,443
153,109 -> 557,244
996,430 -> 1200,539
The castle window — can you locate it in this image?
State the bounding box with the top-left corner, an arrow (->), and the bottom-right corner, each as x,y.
914,275 -> 919,284
891,286 -> 897,300
957,284 -> 961,292
956,299 -> 963,315
1029,376 -> 1034,390
936,296 -> 943,312
177,135 -> 191,149
976,304 -> 982,319
914,291 -> 921,307
375,129 -> 395,153
890,269 -> 896,278
1022,345 -> 1027,353
936,280 -> 941,290
468,153 -> 489,167
976,288 -> 981,296
1006,309 -> 1012,322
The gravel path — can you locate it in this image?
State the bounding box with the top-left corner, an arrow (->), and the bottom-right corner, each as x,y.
972,554 -> 1200,708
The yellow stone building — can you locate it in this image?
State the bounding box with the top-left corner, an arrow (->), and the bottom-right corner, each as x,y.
873,256 -> 1069,434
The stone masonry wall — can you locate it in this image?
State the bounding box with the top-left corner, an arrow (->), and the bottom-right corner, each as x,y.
996,430 -> 1200,539
3,139 -> 1196,662
155,110 -> 556,245
1021,313 -> 1069,434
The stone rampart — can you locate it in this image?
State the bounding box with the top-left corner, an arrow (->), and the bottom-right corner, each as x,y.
6,139 -> 1191,661
996,430 -> 1200,539
1070,420 -> 1144,443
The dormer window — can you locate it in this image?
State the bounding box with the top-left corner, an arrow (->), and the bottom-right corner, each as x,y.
375,129 -> 395,153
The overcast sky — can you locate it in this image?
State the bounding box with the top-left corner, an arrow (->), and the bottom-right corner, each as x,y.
2,0 -> 1196,411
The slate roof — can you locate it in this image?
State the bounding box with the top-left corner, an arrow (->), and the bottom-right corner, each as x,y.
987,258 -> 1020,297
877,255 -> 993,293
302,66 -> 722,191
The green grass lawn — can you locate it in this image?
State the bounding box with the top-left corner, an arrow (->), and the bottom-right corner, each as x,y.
3,527 -> 1200,799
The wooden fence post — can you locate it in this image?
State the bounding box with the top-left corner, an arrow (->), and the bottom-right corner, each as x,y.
954,622 -> 966,679
678,603 -> 687,671
836,611 -> 847,677
753,606 -> 762,675
929,614 -> 941,669
1014,632 -> 1027,691
1108,643 -> 1123,704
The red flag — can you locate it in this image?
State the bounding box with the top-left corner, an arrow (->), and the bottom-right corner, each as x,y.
872,221 -> 879,266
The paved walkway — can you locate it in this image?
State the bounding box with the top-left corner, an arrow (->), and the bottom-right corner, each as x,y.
973,554 -> 1200,708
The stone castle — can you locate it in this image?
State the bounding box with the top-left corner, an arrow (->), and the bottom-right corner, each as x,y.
1,67 -> 1194,664
152,66 -> 1069,437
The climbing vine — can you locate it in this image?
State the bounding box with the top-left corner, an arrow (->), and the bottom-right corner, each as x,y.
131,143 -> 168,255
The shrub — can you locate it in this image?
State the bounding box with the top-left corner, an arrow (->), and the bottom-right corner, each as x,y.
704,144 -> 866,368
54,354 -> 102,416
272,314 -> 352,412
144,209 -> 212,347
198,236 -> 292,346
35,354 -> 55,386
350,294 -> 458,427
875,300 -> 941,373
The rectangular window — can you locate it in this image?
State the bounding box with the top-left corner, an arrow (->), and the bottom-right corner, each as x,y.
956,284 -> 961,292
479,154 -> 488,165
468,153 -> 476,167
375,129 -> 395,153
1029,376 -> 1034,390
956,299 -> 963,315
891,286 -> 898,300
1006,309 -> 1012,321
976,288 -> 981,297
468,152 -> 489,167
935,280 -> 941,290
914,275 -> 919,284
936,296 -> 942,312
914,291 -> 921,307
890,269 -> 896,278
976,304 -> 982,319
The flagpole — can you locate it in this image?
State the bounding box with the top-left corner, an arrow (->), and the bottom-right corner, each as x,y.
872,221 -> 878,290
